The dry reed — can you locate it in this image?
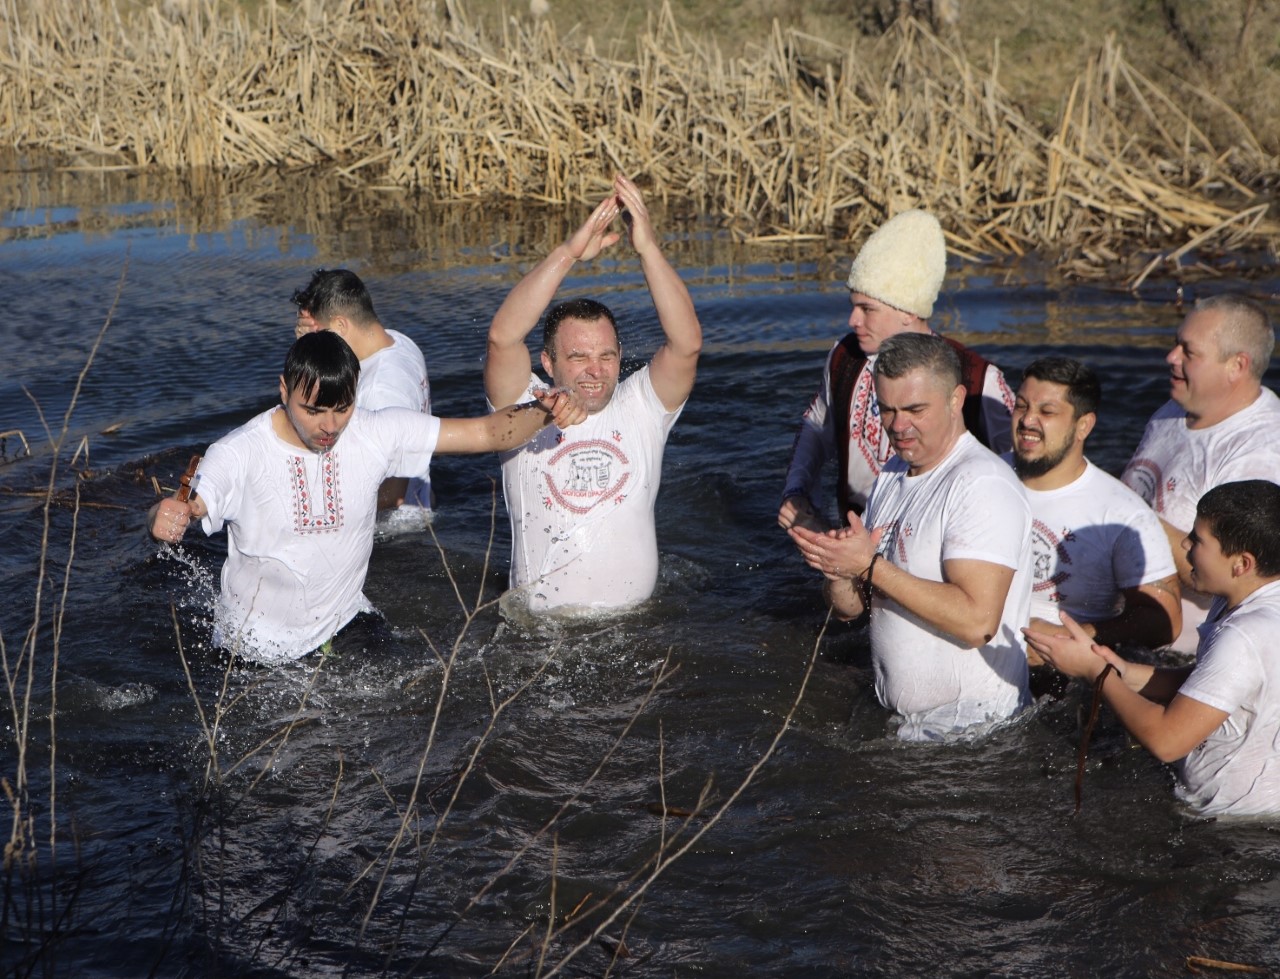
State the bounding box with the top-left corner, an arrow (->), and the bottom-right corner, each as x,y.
1,0 -> 1275,279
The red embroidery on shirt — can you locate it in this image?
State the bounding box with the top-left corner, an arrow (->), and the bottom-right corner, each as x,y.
849,368 -> 886,472
290,453 -> 343,534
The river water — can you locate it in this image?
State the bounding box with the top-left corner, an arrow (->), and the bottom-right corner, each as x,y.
3,166 -> 1280,978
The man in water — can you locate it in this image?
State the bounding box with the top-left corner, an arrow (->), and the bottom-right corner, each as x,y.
1121,294 -> 1280,654
1011,356 -> 1181,658
292,267 -> 434,528
482,173 -> 702,613
778,208 -> 1014,535
1026,480 -> 1280,817
148,332 -> 584,662
789,333 -> 1032,740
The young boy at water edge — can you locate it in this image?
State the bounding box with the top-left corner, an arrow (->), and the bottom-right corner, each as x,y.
789,333 -> 1034,741
1025,480 -> 1280,817
148,332 -> 585,664
483,173 -> 702,613
292,267 -> 435,530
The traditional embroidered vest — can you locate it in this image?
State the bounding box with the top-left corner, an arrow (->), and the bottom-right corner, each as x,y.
830,333 -> 994,519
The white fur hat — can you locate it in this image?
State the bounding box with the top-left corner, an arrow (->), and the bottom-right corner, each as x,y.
845,209 -> 946,319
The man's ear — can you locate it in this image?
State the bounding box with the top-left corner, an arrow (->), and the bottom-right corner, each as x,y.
1227,351 -> 1250,384
1076,411 -> 1097,443
1233,550 -> 1258,579
540,350 -> 554,377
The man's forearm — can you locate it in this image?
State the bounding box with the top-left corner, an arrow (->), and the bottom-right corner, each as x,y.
640,246 -> 700,355
488,245 -> 577,349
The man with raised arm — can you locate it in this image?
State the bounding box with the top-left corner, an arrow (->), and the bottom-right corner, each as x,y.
778,208 -> 1014,536
1121,294 -> 1280,655
1026,480 -> 1280,817
1011,356 -> 1181,658
483,174 -> 702,613
292,267 -> 434,528
788,333 -> 1032,740
148,332 -> 584,662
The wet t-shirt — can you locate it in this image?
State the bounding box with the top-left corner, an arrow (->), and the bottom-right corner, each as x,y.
496,368 -> 682,613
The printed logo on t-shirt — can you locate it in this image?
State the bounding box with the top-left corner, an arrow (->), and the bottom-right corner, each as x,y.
541,437 -> 632,515
1031,519 -> 1072,598
1122,458 -> 1164,513
290,453 -> 342,533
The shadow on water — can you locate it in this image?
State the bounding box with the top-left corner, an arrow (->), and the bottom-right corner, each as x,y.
3,160 -> 1280,976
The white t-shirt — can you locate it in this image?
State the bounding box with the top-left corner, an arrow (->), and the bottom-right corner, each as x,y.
784,343 -> 1015,515
193,406 -> 440,661
864,432 -> 1033,739
1122,388 -> 1280,653
1177,580 -> 1280,816
1019,460 -> 1176,628
496,367 -> 682,613
358,329 -> 433,509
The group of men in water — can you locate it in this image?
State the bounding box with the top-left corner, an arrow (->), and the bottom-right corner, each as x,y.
777,207 -> 1280,815
148,174 -> 1280,817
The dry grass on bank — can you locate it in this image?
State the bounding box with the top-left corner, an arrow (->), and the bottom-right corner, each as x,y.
1,0 -> 1277,278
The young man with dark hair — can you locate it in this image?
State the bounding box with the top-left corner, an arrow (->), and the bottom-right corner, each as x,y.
149,331 -> 584,662
1011,356 -> 1181,654
293,267 -> 435,523
1026,480 -> 1280,816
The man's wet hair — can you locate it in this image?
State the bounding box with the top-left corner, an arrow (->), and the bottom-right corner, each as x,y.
291,268 -> 379,327
1197,480 -> 1280,577
1196,294 -> 1274,381
1021,355 -> 1101,418
283,331 -> 360,407
542,298 -> 619,362
874,332 -> 961,390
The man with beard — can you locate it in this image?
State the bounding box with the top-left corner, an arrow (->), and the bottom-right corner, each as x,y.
1122,295 -> 1280,655
1011,356 -> 1181,660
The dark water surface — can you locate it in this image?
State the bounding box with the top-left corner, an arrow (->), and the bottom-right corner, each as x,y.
4,167 -> 1280,978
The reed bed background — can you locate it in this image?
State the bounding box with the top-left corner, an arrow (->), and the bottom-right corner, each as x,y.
1,0 -> 1276,280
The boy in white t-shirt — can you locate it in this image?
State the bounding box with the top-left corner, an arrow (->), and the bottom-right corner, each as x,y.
1026,480 -> 1280,817
148,332 -> 583,662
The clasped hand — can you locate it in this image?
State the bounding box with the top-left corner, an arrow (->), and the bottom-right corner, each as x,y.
787,509 -> 880,581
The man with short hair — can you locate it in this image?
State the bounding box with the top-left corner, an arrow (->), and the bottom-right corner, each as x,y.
292,268 -> 434,524
1122,294 -> 1280,654
483,174 -> 702,613
779,209 -> 1014,535
1027,480 -> 1280,817
148,332 -> 584,662
1011,356 -> 1181,656
789,333 -> 1032,740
